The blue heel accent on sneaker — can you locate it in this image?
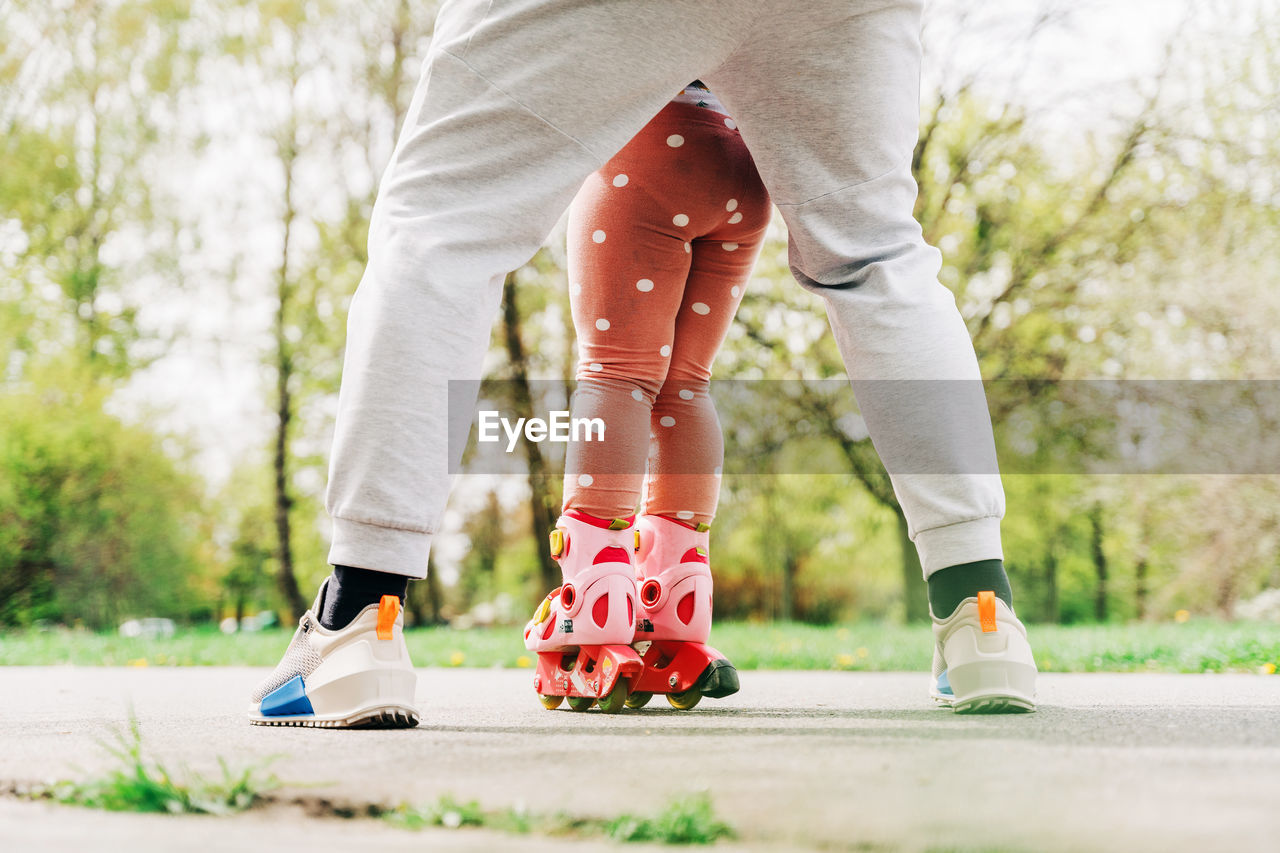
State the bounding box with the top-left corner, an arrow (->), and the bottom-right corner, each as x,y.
260,675 -> 314,717
936,670 -> 953,696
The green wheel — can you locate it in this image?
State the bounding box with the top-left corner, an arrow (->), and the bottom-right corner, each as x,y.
538,694 -> 563,710
667,688 -> 702,710
566,696 -> 595,712
597,679 -> 630,715
624,691 -> 654,709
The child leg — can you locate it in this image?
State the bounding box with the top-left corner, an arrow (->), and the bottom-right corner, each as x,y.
560,168 -> 695,520
645,210 -> 770,525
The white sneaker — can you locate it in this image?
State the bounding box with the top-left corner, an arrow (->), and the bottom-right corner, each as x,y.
248,579 -> 419,727
931,591 -> 1036,714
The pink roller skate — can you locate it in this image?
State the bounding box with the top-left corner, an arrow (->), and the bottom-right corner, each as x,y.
525,511 -> 642,713
628,515 -> 739,710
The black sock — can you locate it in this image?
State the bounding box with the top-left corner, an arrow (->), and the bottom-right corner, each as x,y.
318,565 -> 409,630
927,559 -> 1012,618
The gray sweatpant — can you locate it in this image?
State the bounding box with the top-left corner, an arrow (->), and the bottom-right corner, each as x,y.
325,0 -> 1006,579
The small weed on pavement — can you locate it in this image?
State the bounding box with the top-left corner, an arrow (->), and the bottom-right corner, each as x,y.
387,791 -> 735,844
34,716 -> 277,815
21,719 -> 733,844
604,793 -> 735,844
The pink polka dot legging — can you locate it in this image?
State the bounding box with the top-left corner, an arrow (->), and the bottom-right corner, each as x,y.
562,97 -> 770,527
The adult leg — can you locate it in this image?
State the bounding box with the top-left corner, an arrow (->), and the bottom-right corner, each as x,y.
325,0 -> 757,578
704,0 -> 1005,578
706,0 -> 1033,712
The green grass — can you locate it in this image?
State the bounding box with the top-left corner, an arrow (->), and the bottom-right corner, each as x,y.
29,715 -> 732,844
386,791 -> 734,845
603,793 -> 734,844
35,716 -> 277,815
2,620 -> 1278,674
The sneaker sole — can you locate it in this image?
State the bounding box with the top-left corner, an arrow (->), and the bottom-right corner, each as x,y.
249,704 -> 420,728
949,693 -> 1035,714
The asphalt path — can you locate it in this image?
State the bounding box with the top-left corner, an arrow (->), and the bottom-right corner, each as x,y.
2,667 -> 1278,851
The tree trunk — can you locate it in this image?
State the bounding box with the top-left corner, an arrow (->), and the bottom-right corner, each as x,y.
426,554 -> 445,624
819,408 -> 926,622
1135,504 -> 1150,620
780,554 -> 797,622
1090,502 -> 1107,622
1044,545 -> 1059,623
500,273 -> 559,596
1135,557 -> 1148,621
898,512 -> 929,623
272,104 -> 306,621
407,555 -> 446,627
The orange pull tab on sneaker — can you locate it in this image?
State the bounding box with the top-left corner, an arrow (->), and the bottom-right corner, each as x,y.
377,595 -> 399,641
977,590 -> 997,633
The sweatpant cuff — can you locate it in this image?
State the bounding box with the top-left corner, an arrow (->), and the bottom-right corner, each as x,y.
914,517 -> 1003,578
328,517 -> 432,579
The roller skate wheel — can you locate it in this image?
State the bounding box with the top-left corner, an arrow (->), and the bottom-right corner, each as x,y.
624,691 -> 653,709
539,694 -> 564,710
596,679 -> 630,714
566,696 -> 595,712
667,688 -> 701,710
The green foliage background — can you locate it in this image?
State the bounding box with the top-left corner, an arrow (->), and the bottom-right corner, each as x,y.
3,0 -> 1280,630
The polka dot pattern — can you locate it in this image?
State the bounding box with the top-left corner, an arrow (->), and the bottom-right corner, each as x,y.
567,101 -> 761,522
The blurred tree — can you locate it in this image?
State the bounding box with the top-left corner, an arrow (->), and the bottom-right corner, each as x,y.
405,553 -> 446,626
500,271 -> 560,595
0,373 -> 208,628
216,0 -> 438,618
224,516 -> 273,626
456,488 -> 505,613
0,0 -> 200,380
5,0 -> 1280,629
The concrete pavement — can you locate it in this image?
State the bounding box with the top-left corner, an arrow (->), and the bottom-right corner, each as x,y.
2,667 -> 1278,851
